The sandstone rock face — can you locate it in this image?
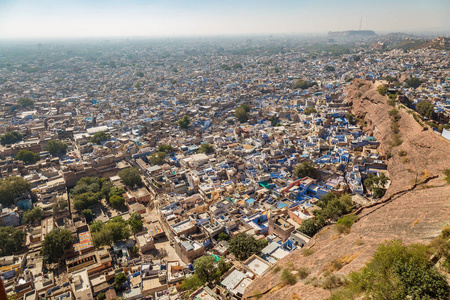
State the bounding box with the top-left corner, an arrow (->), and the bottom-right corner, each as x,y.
244,80 -> 450,300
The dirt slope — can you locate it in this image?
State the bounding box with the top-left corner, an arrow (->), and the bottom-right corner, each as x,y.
244,80 -> 450,300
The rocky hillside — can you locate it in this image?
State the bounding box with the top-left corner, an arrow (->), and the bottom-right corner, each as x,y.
244,80 -> 450,299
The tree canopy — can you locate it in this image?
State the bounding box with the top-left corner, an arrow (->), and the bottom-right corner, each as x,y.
416,101 -> 434,119
22,207 -> 42,225
71,177 -> 111,211
91,217 -> 131,247
294,161 -> 317,179
45,139 -> 68,156
178,115 -> 190,129
198,143 -> 214,154
114,272 -> 128,290
90,131 -> 111,145
235,104 -> 250,123
14,150 -> 40,164
0,176 -> 31,207
298,193 -> 353,237
364,173 -> 389,198
180,256 -> 231,292
347,240 -> 450,299
0,226 -> 26,256
0,131 -> 22,145
109,194 -> 125,209
41,228 -> 75,263
118,167 -> 143,188
377,84 -> 387,96
17,97 -> 34,108
228,233 -> 268,260
149,151 -> 166,165
128,212 -> 143,234
404,77 -> 423,89
294,79 -> 317,90
303,106 -> 317,115
324,65 -> 336,72
158,144 -> 174,153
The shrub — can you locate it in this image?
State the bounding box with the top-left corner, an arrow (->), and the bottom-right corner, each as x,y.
302,248 -> 315,257
336,214 -> 358,228
281,269 -> 297,285
297,267 -> 310,279
377,85 -> 387,96
398,150 -> 407,157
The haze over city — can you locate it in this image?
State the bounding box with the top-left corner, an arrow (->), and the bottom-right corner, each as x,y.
1,0 -> 450,38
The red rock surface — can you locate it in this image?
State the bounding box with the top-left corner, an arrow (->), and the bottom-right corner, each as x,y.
244,80 -> 450,300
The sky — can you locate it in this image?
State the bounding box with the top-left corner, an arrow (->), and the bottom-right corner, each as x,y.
0,0 -> 449,39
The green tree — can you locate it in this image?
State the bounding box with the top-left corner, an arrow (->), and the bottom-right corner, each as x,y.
0,131 -> 22,145
22,207 -> 42,225
377,84 -> 387,96
136,71 -> 144,78
14,150 -> 40,164
364,173 -> 389,198
89,220 -> 104,233
118,168 -> 143,188
128,212 -> 143,234
217,232 -> 229,241
228,233 -> 267,260
0,226 -> 26,256
198,143 -> 214,154
109,195 -> 125,209
346,113 -> 355,125
73,191 -> 102,211
0,176 -> 31,207
294,161 -> 316,178
385,75 -> 397,83
149,151 -> 166,165
17,97 -> 34,108
81,209 -> 94,223
97,292 -> 106,300
294,80 -> 317,90
7,293 -> 21,300
158,144 -> 174,153
91,217 -> 130,247
90,131 -> 111,145
232,63 -> 243,69
221,64 -> 231,71
109,186 -> 125,198
405,77 -> 423,89
303,106 -> 317,115
193,255 -> 217,282
114,272 -> 128,290
235,104 -> 250,123
45,139 -> 68,156
416,101 -> 434,119
351,240 -> 450,299
178,115 -> 190,129
298,219 -> 319,237
41,228 -> 75,263
180,274 -> 203,291
324,65 -> 335,72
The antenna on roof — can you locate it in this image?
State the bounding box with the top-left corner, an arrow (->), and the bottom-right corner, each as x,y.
359,16 -> 363,31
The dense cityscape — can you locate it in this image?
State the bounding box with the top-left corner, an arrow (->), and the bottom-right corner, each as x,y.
1,32 -> 450,300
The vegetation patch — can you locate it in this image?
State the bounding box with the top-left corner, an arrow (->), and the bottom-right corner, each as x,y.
327,230 -> 450,300
298,193 -> 353,237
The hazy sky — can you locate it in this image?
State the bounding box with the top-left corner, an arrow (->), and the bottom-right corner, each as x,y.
0,0 -> 449,38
